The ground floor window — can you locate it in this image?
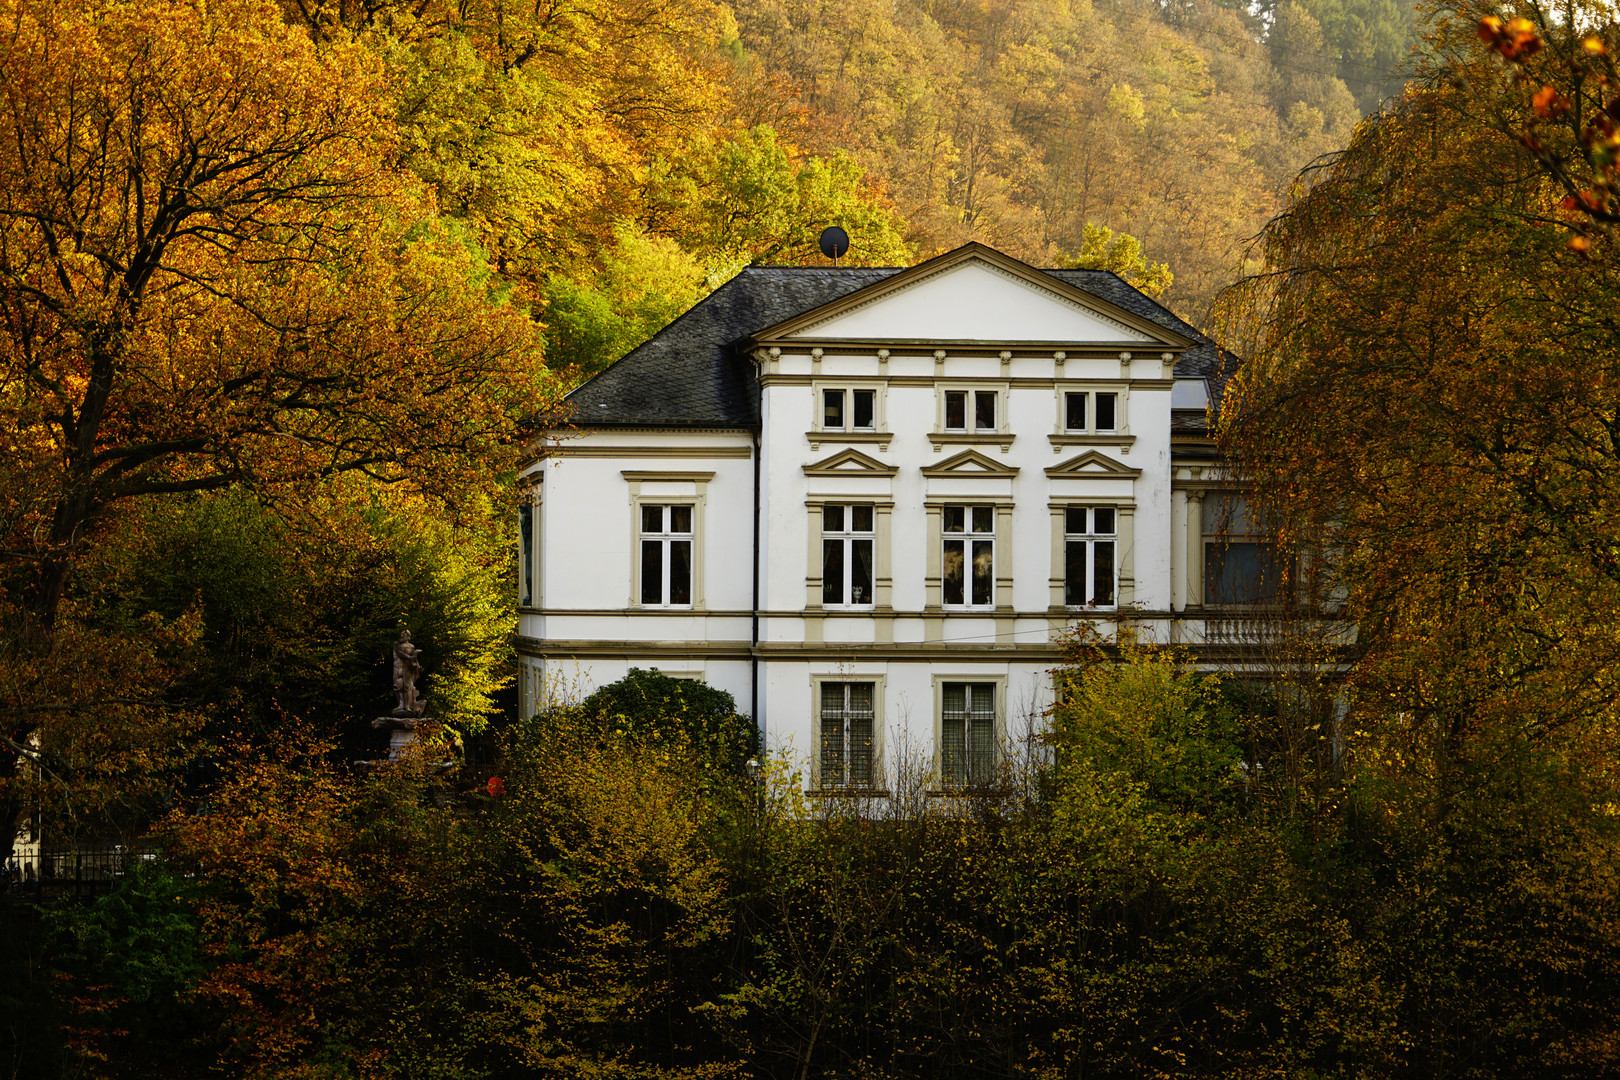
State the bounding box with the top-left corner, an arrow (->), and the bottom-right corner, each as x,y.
819,681 -> 875,788
941,682 -> 996,787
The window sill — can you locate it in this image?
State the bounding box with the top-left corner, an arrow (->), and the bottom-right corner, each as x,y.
929,431 -> 1013,453
806,430 -> 892,451
808,788 -> 891,798
1049,433 -> 1135,452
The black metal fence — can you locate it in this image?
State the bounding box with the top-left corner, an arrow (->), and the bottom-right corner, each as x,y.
3,845 -> 156,902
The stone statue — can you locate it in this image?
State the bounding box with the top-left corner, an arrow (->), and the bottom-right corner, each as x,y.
392,630 -> 425,716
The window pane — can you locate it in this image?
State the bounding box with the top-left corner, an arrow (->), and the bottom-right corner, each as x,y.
849,714 -> 873,786
972,506 -> 993,533
974,391 -> 996,430
943,539 -> 965,605
824,504 -> 844,532
641,540 -> 662,604
1206,541 -> 1284,604
824,389 -> 844,429
944,506 -> 965,532
850,505 -> 873,532
971,539 -> 993,605
1096,393 -> 1117,430
669,505 -> 692,533
851,539 -> 873,604
969,715 -> 995,785
942,683 -> 967,786
849,682 -> 874,715
1065,392 -> 1086,431
642,505 -> 663,533
1065,507 -> 1086,534
945,391 -> 966,430
823,538 -> 845,605
1093,507 -> 1115,535
1094,541 -> 1115,605
669,540 -> 692,604
1065,540 -> 1086,605
820,684 -> 846,787
853,389 -> 875,429
519,503 -> 533,608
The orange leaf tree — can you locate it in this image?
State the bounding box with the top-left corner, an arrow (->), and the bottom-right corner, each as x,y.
0,0 -> 556,866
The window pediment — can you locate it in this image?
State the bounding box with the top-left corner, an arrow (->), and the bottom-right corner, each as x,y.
803,448 -> 900,477
1045,450 -> 1141,479
921,449 -> 1021,479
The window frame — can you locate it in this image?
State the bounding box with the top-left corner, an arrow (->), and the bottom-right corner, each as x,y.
933,676 -> 1004,790
819,503 -> 878,609
940,503 -> 997,610
1062,505 -> 1119,610
624,471 -> 712,611
931,382 -> 1011,450
806,499 -> 894,612
1056,385 -> 1128,437
808,380 -> 890,450
925,498 -> 1013,612
812,674 -> 887,792
1048,499 -> 1134,612
637,502 -> 696,608
1201,491 -> 1290,608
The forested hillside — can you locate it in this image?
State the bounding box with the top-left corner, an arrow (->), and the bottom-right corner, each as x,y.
726,0 -> 1422,314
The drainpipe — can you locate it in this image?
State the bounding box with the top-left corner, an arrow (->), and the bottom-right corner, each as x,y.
751,425 -> 762,748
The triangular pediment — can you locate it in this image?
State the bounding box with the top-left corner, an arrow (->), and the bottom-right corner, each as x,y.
921,449 -> 1021,479
752,244 -> 1192,348
1046,450 -> 1142,478
803,448 -> 899,477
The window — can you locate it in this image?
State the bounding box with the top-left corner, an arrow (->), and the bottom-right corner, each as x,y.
820,681 -> 875,788
941,682 -> 996,787
1062,390 -> 1119,433
1064,507 -> 1116,607
822,505 -> 875,606
519,503 -> 533,608
942,505 -> 994,607
639,504 -> 693,606
944,389 -> 998,432
1203,494 -> 1286,605
822,388 -> 876,431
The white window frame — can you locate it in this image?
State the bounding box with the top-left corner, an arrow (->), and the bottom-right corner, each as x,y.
817,385 -> 880,432
934,676 -> 1004,789
819,503 -> 877,609
940,503 -> 997,610
812,674 -> 886,792
636,502 -> 695,608
940,385 -> 1003,434
1062,505 -> 1119,610
1048,500 -> 1134,612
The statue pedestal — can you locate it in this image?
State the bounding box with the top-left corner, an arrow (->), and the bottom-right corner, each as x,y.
372,715 -> 436,761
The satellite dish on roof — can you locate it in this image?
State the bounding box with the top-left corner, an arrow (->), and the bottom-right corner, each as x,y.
819,226 -> 850,263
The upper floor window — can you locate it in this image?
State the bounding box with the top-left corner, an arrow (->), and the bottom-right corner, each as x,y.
942,504 -> 994,607
822,388 -> 876,431
639,503 -> 693,606
1204,494 -> 1286,605
519,502 -> 534,608
944,389 -> 998,433
823,504 -> 875,607
1063,390 -> 1119,433
1064,506 -> 1116,608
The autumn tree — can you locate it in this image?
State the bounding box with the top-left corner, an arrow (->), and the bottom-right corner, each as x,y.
0,0 -> 554,866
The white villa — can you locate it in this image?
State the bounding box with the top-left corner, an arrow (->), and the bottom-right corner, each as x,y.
517,242 -> 1275,790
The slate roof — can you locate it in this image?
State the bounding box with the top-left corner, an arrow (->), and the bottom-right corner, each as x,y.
564,262 -> 1236,430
